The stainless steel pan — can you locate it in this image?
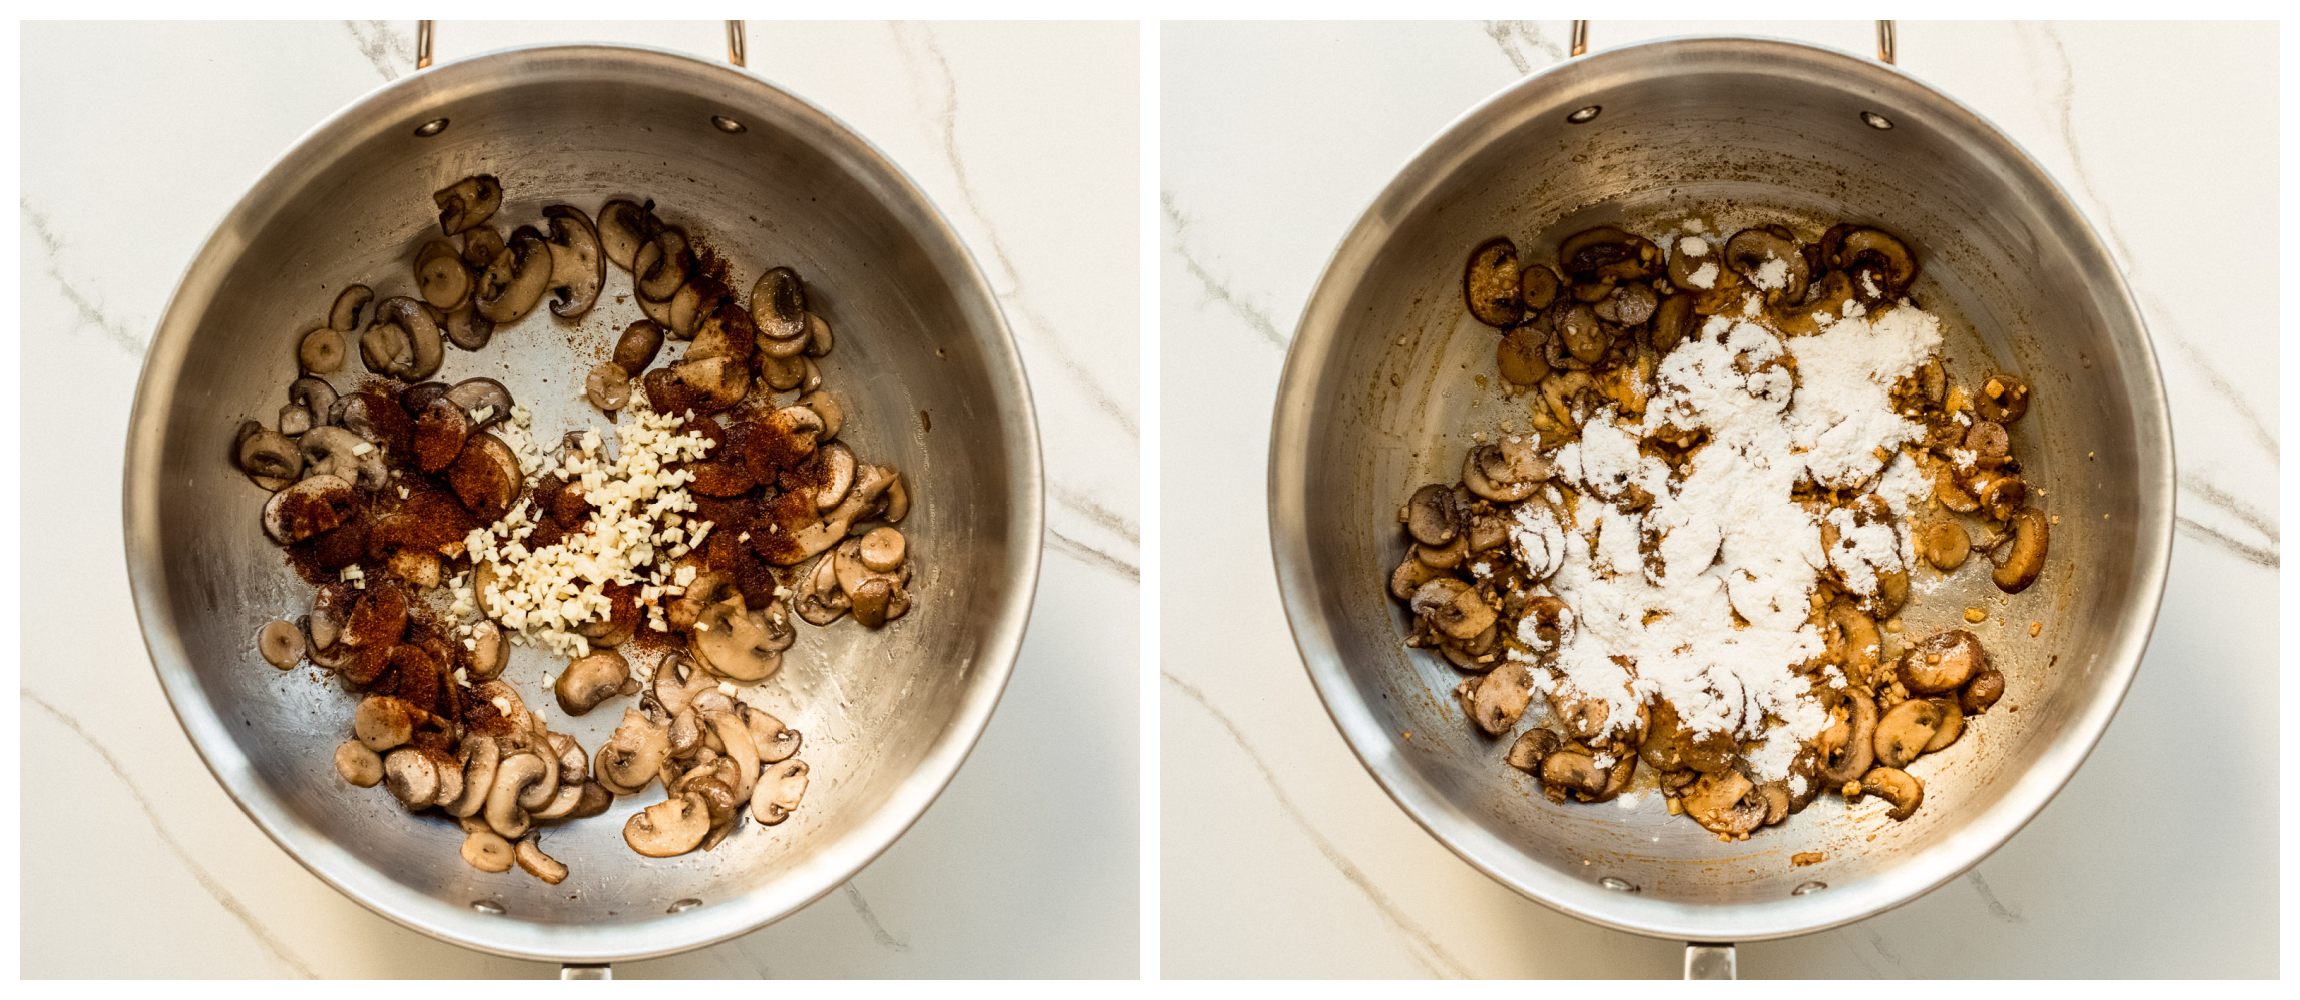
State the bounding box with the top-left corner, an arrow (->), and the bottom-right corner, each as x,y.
124,32 -> 1041,965
1268,32 -> 2172,969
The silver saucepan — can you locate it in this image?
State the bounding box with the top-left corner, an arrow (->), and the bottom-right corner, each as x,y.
124,34 -> 1041,965
1268,33 -> 2171,974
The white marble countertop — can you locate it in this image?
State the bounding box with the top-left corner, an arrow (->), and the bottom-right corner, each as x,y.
1159,20 -> 2276,978
21,20 -> 1138,978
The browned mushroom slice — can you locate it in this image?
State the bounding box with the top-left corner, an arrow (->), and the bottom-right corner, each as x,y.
634,227 -> 693,303
334,740 -> 383,786
476,226 -> 554,324
1861,766 -> 1924,820
749,266 -> 809,341
1557,303 -> 1608,364
1461,438 -> 1552,502
1961,668 -> 2007,715
642,355 -> 751,417
1518,262 -> 1562,312
256,619 -> 305,669
595,708 -> 670,795
460,225 -> 507,270
1464,661 -> 1532,735
1592,280 -> 1658,325
1900,629 -> 1986,694
1933,464 -> 1981,513
1723,226 -> 1810,303
1409,578 -> 1495,641
542,205 -> 604,318
237,424 -> 303,489
1822,225 -> 1919,298
445,377 -> 513,428
1558,226 -> 1661,281
412,397 -> 472,474
262,474 -> 357,544
1873,698 -> 1948,769
514,833 -> 568,884
382,747 -> 439,811
1404,484 -> 1459,546
692,594 -> 796,680
1921,698 -> 1965,753
1495,327 -> 1551,386
300,326 -> 347,375
1978,475 -> 2029,523
586,362 -> 632,412
1915,519 -> 1971,570
596,199 -> 657,272
1505,729 -> 1561,773
448,432 -> 522,523
433,174 -> 502,236
1462,237 -> 1523,328
614,320 -> 666,376
1815,690 -> 1878,786
1991,508 -> 2049,593
329,284 -> 374,333
757,351 -> 808,392
445,735 -> 500,818
626,792 -> 711,856
1963,421 -> 2011,467
795,551 -> 852,625
751,759 -> 810,825
486,752 -> 551,839
414,240 -> 472,311
1682,770 -> 1767,838
360,296 -> 445,382
556,650 -> 632,716
1976,373 -> 2031,424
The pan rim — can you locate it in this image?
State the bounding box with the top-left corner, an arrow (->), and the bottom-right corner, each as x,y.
120,40 -> 1044,963
1266,35 -> 2174,944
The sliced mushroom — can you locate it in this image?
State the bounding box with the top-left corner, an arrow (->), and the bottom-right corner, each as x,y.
1465,661 -> 1533,735
692,594 -> 796,681
449,432 -> 522,523
1409,578 -> 1495,641
1405,484 -> 1460,546
466,620 -> 506,680
1682,770 -> 1767,839
460,225 -> 507,270
556,650 -> 631,716
634,228 -> 692,303
414,239 -> 472,311
566,782 -> 614,819
1976,373 -> 2031,424
298,426 -> 385,490
1558,226 -> 1662,281
476,226 -> 554,325
794,552 -> 852,626
776,463 -> 900,564
1540,750 -> 1635,803
1861,766 -> 1924,820
752,759 -> 810,825
617,792 -> 708,857
585,362 -> 632,412
700,712 -> 759,805
858,526 -> 906,573
740,704 -> 804,764
542,205 -> 604,318
334,740 -> 383,786
1723,226 -> 1809,303
1824,226 -> 1919,298
595,708 -> 670,795
238,426 -> 303,487
433,175 -> 503,236
1815,690 -> 1878,785
456,829 -> 514,873
329,285 -> 374,333
1518,262 -> 1562,312
257,619 -> 304,668
262,475 -> 357,544
1463,237 -> 1523,328
530,733 -> 593,820
1592,280 -> 1658,325
614,321 -> 666,376
1992,508 -> 2049,593
1922,698 -> 1965,753
407,397 -> 470,474
1916,519 -> 1971,571
596,199 -> 656,272
300,326 -> 346,375
1505,729 -> 1561,774
642,355 -> 751,417
382,748 -> 439,811
1558,303 -> 1608,364
486,752 -> 549,839
360,296 -> 445,382
441,302 -> 495,351
445,736 -> 500,818
1461,438 -> 1551,503
1962,668 -> 2007,715
1874,698 -> 1947,769
445,377 -> 514,428
1496,327 -> 1551,386
750,266 -> 808,341
758,351 -> 808,391
1901,629 -> 1985,694
1650,292 -> 1696,353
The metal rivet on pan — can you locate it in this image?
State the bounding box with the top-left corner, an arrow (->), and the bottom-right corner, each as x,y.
471,899 -> 506,914
1791,881 -> 1828,896
667,898 -> 704,913
1860,111 -> 1894,130
711,115 -> 747,134
414,118 -> 451,138
1599,877 -> 1639,893
1566,105 -> 1603,124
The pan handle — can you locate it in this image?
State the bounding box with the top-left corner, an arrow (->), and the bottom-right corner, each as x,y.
560,963 -> 612,980
1683,942 -> 1737,980
412,20 -> 750,70
1569,20 -> 1898,64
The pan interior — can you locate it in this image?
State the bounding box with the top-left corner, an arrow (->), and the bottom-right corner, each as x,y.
127,46 -> 1036,960
1275,39 -> 2167,940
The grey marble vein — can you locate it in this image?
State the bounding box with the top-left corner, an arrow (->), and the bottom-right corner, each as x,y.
26,690 -> 319,979
1049,527 -> 1140,581
345,20 -> 414,81
1966,871 -> 2026,924
1051,483 -> 1140,547
1163,672 -> 1471,979
1830,927 -> 1888,977
1861,926 -> 1907,970
2029,22 -> 2279,464
1161,191 -> 1286,349
843,882 -> 911,952
23,200 -> 146,356
891,22 -> 1138,440
1480,20 -> 1566,76
2175,515 -> 2276,570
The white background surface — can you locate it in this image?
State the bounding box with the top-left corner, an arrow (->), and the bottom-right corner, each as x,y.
1160,20 -> 2277,978
19,20 -> 1139,978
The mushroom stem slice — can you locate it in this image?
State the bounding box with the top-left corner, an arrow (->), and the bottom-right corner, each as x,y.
515,833 -> 568,884
334,740 -> 384,787
329,285 -> 375,333
461,830 -> 515,873
1991,508 -> 2049,594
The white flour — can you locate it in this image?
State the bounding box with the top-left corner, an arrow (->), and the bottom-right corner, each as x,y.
1508,301 -> 1943,781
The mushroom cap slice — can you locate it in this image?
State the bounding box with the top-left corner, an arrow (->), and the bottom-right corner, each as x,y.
634,228 -> 693,303
1961,668 -> 2007,715
362,297 -> 446,382
1900,629 -> 1986,694
614,321 -> 666,376
1861,766 -> 1924,821
691,594 -> 795,682
1682,770 -> 1767,838
515,833 -> 568,884
329,285 -> 375,333
556,650 -> 631,716
541,205 -> 604,318
441,302 -> 495,351
475,226 -> 554,324
741,704 -> 804,764
567,781 -> 615,819
641,356 -> 751,417
1559,226 -> 1662,281
1505,729 -> 1561,774
445,377 -> 514,428
1816,690 -> 1879,786
461,830 -> 515,873
1723,226 -> 1810,303
486,752 -> 549,839
445,735 -> 501,818
1462,237 -> 1523,328
751,759 -> 810,826
448,432 -> 522,523
382,747 -> 439,811
1874,698 -> 1947,769
595,708 -> 670,795
704,712 -> 760,805
595,199 -> 656,272
1991,508 -> 2050,594
749,266 -> 808,340
262,475 -> 357,545
414,239 -> 473,311
794,551 -> 851,626
434,175 -> 503,236
625,793 -> 712,857
1405,484 -> 1460,546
